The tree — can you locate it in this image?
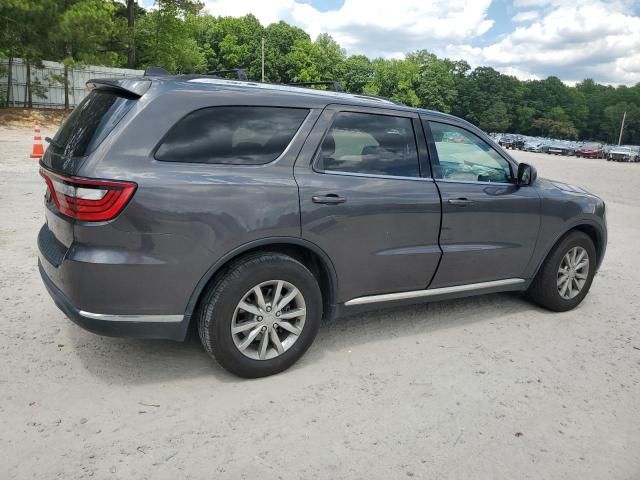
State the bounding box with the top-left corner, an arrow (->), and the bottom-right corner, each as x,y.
602,103 -> 640,144
262,21 -> 311,82
1,2 -> 640,146
191,14 -> 263,76
453,67 -> 520,130
48,0 -> 120,109
407,50 -> 457,112
0,0 -> 54,107
478,101 -> 510,132
127,0 -> 136,67
338,55 -> 373,94
312,33 -> 345,81
135,2 -> 205,73
366,58 -> 420,106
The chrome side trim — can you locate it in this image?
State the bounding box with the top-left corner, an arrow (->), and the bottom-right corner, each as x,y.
78,311 -> 183,323
344,278 -> 526,306
314,168 -> 433,182
435,179 -> 515,187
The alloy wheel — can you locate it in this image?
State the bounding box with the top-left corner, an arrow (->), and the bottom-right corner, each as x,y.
231,280 -> 307,360
557,246 -> 589,300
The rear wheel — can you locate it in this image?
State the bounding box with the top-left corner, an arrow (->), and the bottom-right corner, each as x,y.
198,252 -> 322,378
527,231 -> 597,312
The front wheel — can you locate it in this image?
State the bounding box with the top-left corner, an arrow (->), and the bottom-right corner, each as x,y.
527,231 -> 597,312
198,252 -> 322,378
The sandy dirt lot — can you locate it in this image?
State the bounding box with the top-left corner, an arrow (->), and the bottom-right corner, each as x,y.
2,126 -> 639,479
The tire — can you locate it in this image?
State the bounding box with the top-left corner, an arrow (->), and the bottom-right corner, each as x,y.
198,252 -> 322,378
527,231 -> 597,312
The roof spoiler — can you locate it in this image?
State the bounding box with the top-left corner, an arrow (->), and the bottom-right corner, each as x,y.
144,66 -> 171,76
86,78 -> 152,97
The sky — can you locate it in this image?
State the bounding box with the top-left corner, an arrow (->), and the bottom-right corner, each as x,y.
140,0 -> 640,86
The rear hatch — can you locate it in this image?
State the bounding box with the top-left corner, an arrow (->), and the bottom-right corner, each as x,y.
39,79 -> 148,259
41,78 -> 150,175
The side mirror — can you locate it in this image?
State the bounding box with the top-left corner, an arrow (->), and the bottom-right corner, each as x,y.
517,163 -> 537,186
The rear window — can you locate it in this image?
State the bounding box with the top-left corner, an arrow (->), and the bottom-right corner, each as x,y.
155,107 -> 309,165
50,90 -> 135,158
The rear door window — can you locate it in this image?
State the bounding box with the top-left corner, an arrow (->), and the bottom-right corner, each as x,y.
49,90 -> 136,159
155,106 -> 309,165
315,111 -> 420,178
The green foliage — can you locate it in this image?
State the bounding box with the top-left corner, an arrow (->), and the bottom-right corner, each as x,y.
338,55 -> 372,93
135,4 -> 205,73
50,0 -> 121,65
602,103 -> 639,144
263,21 -> 311,82
1,1 -> 639,143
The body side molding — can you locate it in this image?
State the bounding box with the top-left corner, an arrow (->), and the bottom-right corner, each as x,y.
344,278 -> 526,306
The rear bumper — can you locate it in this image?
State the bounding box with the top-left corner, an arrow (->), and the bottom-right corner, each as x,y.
39,260 -> 190,341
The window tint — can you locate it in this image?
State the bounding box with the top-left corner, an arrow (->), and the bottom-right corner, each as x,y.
429,122 -> 513,183
316,112 -> 420,177
50,90 -> 135,159
156,107 -> 309,165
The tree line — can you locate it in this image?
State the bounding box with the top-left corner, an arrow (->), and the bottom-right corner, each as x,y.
1,0 -> 639,143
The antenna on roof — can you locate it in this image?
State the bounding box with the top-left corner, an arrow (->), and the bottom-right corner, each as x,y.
144,66 -> 171,76
207,69 -> 249,81
287,81 -> 344,92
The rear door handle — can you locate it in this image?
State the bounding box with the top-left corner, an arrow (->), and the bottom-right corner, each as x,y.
312,194 -> 346,204
448,198 -> 473,206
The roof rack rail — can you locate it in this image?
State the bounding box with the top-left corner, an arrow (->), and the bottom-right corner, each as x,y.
287,81 -> 344,92
353,94 -> 401,105
144,66 -> 171,76
207,69 -> 249,81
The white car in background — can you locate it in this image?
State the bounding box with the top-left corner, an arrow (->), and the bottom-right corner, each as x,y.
607,146 -> 639,162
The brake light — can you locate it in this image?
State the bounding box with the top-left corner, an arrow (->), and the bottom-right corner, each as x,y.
39,167 -> 137,222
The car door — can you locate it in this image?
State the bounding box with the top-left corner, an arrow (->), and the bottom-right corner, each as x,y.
294,105 -> 442,303
423,118 -> 541,288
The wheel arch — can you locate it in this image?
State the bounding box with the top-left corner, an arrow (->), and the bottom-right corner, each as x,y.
531,220 -> 606,279
184,237 -> 339,325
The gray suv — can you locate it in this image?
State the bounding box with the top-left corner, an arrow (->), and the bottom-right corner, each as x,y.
38,75 -> 607,377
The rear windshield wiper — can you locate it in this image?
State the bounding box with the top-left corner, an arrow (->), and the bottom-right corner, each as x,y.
45,137 -> 63,149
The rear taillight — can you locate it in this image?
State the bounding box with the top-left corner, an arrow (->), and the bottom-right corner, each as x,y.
39,167 -> 137,222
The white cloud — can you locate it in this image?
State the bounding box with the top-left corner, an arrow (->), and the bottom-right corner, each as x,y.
512,10 -> 540,22
197,0 -> 640,85
201,0 -> 494,57
450,0 -> 640,84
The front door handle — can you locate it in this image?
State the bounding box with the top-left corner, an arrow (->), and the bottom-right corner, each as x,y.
312,194 -> 346,204
448,198 -> 473,206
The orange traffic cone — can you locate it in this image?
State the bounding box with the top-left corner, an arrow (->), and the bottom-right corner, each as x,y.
30,121 -> 44,159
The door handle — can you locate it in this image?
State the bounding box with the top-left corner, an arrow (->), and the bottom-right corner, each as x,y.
312,194 -> 346,204
448,198 -> 473,206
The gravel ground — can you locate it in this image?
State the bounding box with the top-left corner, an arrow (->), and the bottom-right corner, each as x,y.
2,125 -> 640,480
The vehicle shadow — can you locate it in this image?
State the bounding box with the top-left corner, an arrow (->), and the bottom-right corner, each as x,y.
298,292 -> 541,368
67,324 -> 237,384
69,292 -> 543,385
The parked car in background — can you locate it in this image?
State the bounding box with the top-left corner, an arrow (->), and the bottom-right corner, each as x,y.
607,146 -> 640,162
576,143 -> 604,159
37,75 -> 608,377
499,135 -> 525,150
524,141 -> 544,153
498,135 -> 514,148
547,142 -> 574,156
